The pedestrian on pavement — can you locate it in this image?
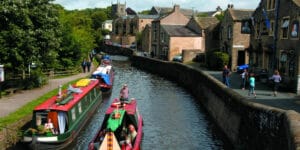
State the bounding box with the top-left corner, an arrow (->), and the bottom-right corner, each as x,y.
269,70 -> 281,97
222,65 -> 230,87
86,60 -> 91,72
248,73 -> 256,98
240,69 -> 248,90
81,59 -> 87,73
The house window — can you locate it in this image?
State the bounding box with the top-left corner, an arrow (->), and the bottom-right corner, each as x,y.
269,20 -> 274,36
241,20 -> 251,34
267,0 -> 275,10
290,20 -> 299,39
227,25 -> 232,40
281,18 -> 289,39
255,22 -> 261,39
71,108 -> 76,121
78,102 -> 82,114
161,31 -> 164,42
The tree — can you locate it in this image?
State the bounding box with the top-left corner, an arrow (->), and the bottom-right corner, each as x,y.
0,0 -> 61,77
91,10 -> 107,30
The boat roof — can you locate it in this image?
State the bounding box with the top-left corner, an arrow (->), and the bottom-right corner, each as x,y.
34,79 -> 99,112
106,99 -> 137,115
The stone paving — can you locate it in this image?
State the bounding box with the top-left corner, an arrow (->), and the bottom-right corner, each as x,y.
202,69 -> 300,112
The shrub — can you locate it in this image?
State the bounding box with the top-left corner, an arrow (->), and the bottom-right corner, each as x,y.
206,51 -> 229,70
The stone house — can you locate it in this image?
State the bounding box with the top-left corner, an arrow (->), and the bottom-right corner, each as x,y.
141,24 -> 152,53
250,0 -> 300,94
111,14 -> 159,46
187,17 -> 220,53
220,4 -> 254,71
151,5 -> 203,61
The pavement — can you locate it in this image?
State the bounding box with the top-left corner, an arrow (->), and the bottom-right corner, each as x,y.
0,71 -> 92,118
201,69 -> 300,112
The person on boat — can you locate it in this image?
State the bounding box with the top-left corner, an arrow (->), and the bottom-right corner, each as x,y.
44,118 -> 55,134
120,84 -> 129,102
120,124 -> 137,150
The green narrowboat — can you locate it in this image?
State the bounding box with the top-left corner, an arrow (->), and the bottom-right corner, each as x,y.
22,78 -> 102,150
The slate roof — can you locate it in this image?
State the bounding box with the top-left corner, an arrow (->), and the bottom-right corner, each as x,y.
161,25 -> 200,37
150,6 -> 194,17
229,9 -> 254,21
136,14 -> 160,19
194,17 -> 220,29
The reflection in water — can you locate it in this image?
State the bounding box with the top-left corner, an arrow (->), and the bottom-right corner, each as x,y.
69,56 -> 232,150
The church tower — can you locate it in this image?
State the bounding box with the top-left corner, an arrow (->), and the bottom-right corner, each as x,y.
111,1 -> 126,19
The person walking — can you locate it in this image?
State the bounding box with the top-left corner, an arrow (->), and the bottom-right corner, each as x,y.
222,65 -> 230,87
86,60 -> 91,72
269,70 -> 281,96
81,59 -> 87,73
248,73 -> 256,98
240,69 -> 248,90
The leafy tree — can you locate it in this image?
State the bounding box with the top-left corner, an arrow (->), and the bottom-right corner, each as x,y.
139,10 -> 150,15
91,10 -> 107,30
0,0 -> 61,77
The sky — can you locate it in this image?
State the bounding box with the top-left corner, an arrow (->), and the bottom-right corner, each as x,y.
53,0 -> 261,12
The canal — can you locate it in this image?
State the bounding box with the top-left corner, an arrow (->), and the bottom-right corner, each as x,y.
68,56 -> 233,150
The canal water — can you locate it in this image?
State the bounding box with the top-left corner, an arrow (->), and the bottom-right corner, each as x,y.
69,56 -> 233,150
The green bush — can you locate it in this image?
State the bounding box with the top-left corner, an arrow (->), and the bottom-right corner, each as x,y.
206,51 -> 229,70
23,70 -> 48,89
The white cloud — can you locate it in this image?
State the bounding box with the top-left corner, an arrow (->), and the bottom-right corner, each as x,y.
53,0 -> 260,12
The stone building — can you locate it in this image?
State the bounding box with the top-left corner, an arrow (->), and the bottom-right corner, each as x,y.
220,4 -> 253,71
141,24 -> 152,53
250,0 -> 300,94
187,17 -> 220,53
111,12 -> 158,46
111,2 -> 126,19
151,5 -> 203,61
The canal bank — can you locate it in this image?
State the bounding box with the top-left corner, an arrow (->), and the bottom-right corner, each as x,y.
131,55 -> 300,150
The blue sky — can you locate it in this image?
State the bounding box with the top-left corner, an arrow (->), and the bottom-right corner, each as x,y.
53,0 -> 260,12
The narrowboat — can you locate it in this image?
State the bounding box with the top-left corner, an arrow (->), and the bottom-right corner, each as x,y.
22,78 -> 102,150
88,98 -> 143,150
92,55 -> 114,93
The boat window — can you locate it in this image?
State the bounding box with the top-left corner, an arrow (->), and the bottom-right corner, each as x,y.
78,102 -> 82,114
71,108 -> 76,121
35,112 -> 48,126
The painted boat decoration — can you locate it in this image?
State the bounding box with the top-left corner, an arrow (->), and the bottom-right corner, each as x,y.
92,55 -> 114,93
88,98 -> 143,150
22,78 -> 102,150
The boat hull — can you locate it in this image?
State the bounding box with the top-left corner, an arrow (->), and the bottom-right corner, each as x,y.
22,79 -> 103,150
88,99 -> 143,150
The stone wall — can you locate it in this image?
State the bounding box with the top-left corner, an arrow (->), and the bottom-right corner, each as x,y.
131,55 -> 300,150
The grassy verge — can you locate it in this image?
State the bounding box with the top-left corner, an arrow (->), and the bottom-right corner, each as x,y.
0,80 -> 79,129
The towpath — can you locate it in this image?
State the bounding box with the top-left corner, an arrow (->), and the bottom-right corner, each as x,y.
0,72 -> 91,118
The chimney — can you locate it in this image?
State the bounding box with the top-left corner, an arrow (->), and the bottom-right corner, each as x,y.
173,4 -> 180,12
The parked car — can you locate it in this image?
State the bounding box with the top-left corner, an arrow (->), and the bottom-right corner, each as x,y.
172,55 -> 182,62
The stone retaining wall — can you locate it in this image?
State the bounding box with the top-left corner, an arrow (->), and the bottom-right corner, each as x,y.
131,55 -> 300,150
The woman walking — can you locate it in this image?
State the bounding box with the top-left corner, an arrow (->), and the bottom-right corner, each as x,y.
269,70 -> 281,96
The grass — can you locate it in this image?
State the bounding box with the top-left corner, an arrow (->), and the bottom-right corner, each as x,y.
0,79 -> 79,130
